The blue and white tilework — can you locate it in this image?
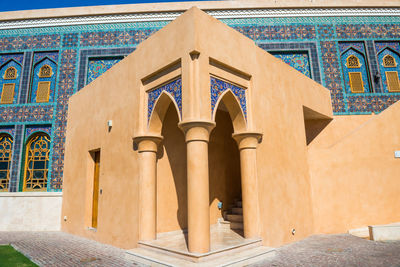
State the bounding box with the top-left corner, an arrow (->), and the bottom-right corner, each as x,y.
210,77 -> 247,119
25,125 -> 52,140
30,52 -> 58,103
272,52 -> 311,78
376,47 -> 400,93
148,78 -> 182,121
340,45 -> 372,94
0,59 -> 22,104
87,57 -> 123,84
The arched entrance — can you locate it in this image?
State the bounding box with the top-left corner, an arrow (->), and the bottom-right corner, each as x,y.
209,101 -> 242,234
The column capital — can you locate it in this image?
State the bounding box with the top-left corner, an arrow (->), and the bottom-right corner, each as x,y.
232,132 -> 263,150
178,120 -> 215,143
133,135 -> 163,153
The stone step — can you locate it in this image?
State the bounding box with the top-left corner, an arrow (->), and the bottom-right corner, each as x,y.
226,214 -> 243,223
231,207 -> 243,215
230,222 -> 243,230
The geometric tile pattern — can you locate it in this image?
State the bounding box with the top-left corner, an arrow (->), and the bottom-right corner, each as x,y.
30,54 -> 58,103
336,24 -> 400,39
148,78 -> 182,121
25,125 -> 52,140
87,57 -> 123,84
272,52 -> 312,78
0,105 -> 53,122
234,24 -> 316,41
340,46 -> 372,94
0,59 -> 22,104
210,77 -> 247,119
377,48 -> 400,93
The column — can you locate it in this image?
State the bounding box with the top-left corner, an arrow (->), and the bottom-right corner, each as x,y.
179,121 -> 215,253
232,132 -> 263,239
133,135 -> 163,241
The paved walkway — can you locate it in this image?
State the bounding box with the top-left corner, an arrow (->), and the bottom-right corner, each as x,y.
0,231 -> 400,266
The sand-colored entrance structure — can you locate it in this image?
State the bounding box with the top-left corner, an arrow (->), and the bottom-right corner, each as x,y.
61,6 -> 400,265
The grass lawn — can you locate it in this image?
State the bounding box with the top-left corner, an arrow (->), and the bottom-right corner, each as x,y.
0,245 -> 38,267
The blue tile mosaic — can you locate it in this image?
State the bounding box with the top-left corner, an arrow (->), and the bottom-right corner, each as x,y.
0,59 -> 22,104
148,78 -> 182,121
376,47 -> 400,93
340,44 -> 372,94
210,77 -> 247,119
30,53 -> 58,103
25,125 -> 52,140
87,57 -> 123,84
271,52 -> 312,78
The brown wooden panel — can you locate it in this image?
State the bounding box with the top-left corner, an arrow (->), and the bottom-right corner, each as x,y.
92,151 -> 100,228
386,71 -> 400,92
1,83 -> 15,104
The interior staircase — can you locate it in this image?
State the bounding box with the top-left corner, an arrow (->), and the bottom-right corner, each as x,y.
223,198 -> 244,232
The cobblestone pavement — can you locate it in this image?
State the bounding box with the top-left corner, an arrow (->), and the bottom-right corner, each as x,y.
255,234 -> 400,267
1,232 -> 400,266
0,231 -> 144,267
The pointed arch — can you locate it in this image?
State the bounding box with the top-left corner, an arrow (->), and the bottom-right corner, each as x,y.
213,89 -> 247,133
22,132 -> 51,191
148,91 -> 181,135
0,133 -> 13,192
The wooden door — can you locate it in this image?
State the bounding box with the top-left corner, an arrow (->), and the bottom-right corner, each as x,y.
92,151 -> 100,228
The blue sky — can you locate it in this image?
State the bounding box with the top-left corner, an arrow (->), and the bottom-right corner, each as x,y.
0,0 -> 211,12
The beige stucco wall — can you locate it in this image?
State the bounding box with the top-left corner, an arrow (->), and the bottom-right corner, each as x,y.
62,7 -> 400,250
308,103 -> 400,234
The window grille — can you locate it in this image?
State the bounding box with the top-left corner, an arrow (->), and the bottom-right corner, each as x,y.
386,71 -> 400,92
23,134 -> 50,191
0,134 -> 13,192
4,67 -> 17,80
383,55 -> 396,68
1,83 -> 15,104
349,72 -> 364,93
347,55 -> 361,68
39,65 -> 52,78
36,81 -> 50,103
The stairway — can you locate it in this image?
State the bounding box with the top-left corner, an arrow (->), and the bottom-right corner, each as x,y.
224,198 -> 244,231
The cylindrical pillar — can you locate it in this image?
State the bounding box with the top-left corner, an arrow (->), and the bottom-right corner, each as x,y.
133,135 -> 163,241
179,121 -> 215,253
232,132 -> 263,239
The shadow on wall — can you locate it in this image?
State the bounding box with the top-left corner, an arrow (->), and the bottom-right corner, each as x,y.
209,107 -> 242,225
159,103 -> 188,232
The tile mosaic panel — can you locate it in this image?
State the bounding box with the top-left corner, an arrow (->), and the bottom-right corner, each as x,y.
62,33 -> 79,48
50,49 -> 77,190
317,25 -> 335,39
340,46 -> 372,94
336,24 -> 400,39
9,124 -> 22,192
0,60 -> 22,104
375,42 -> 400,54
30,56 -> 58,103
271,52 -> 311,78
210,77 -> 247,119
377,48 -> 400,93
319,41 -> 346,113
0,34 -> 60,51
25,125 -> 52,140
339,42 -> 366,54
0,126 -> 14,137
0,105 -> 53,123
80,29 -> 158,47
233,25 -> 316,41
148,78 -> 182,121
87,57 -> 123,84
0,54 -> 23,66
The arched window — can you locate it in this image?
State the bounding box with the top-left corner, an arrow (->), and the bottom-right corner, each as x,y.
4,67 -> 17,80
0,134 -> 13,192
23,133 -> 50,191
383,55 -> 396,68
38,65 -> 52,78
346,55 -> 361,68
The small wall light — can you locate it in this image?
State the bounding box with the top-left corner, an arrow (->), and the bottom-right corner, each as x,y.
291,228 -> 296,235
218,202 -> 223,210
63,215 -> 67,221
107,120 -> 112,131
395,151 -> 400,158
